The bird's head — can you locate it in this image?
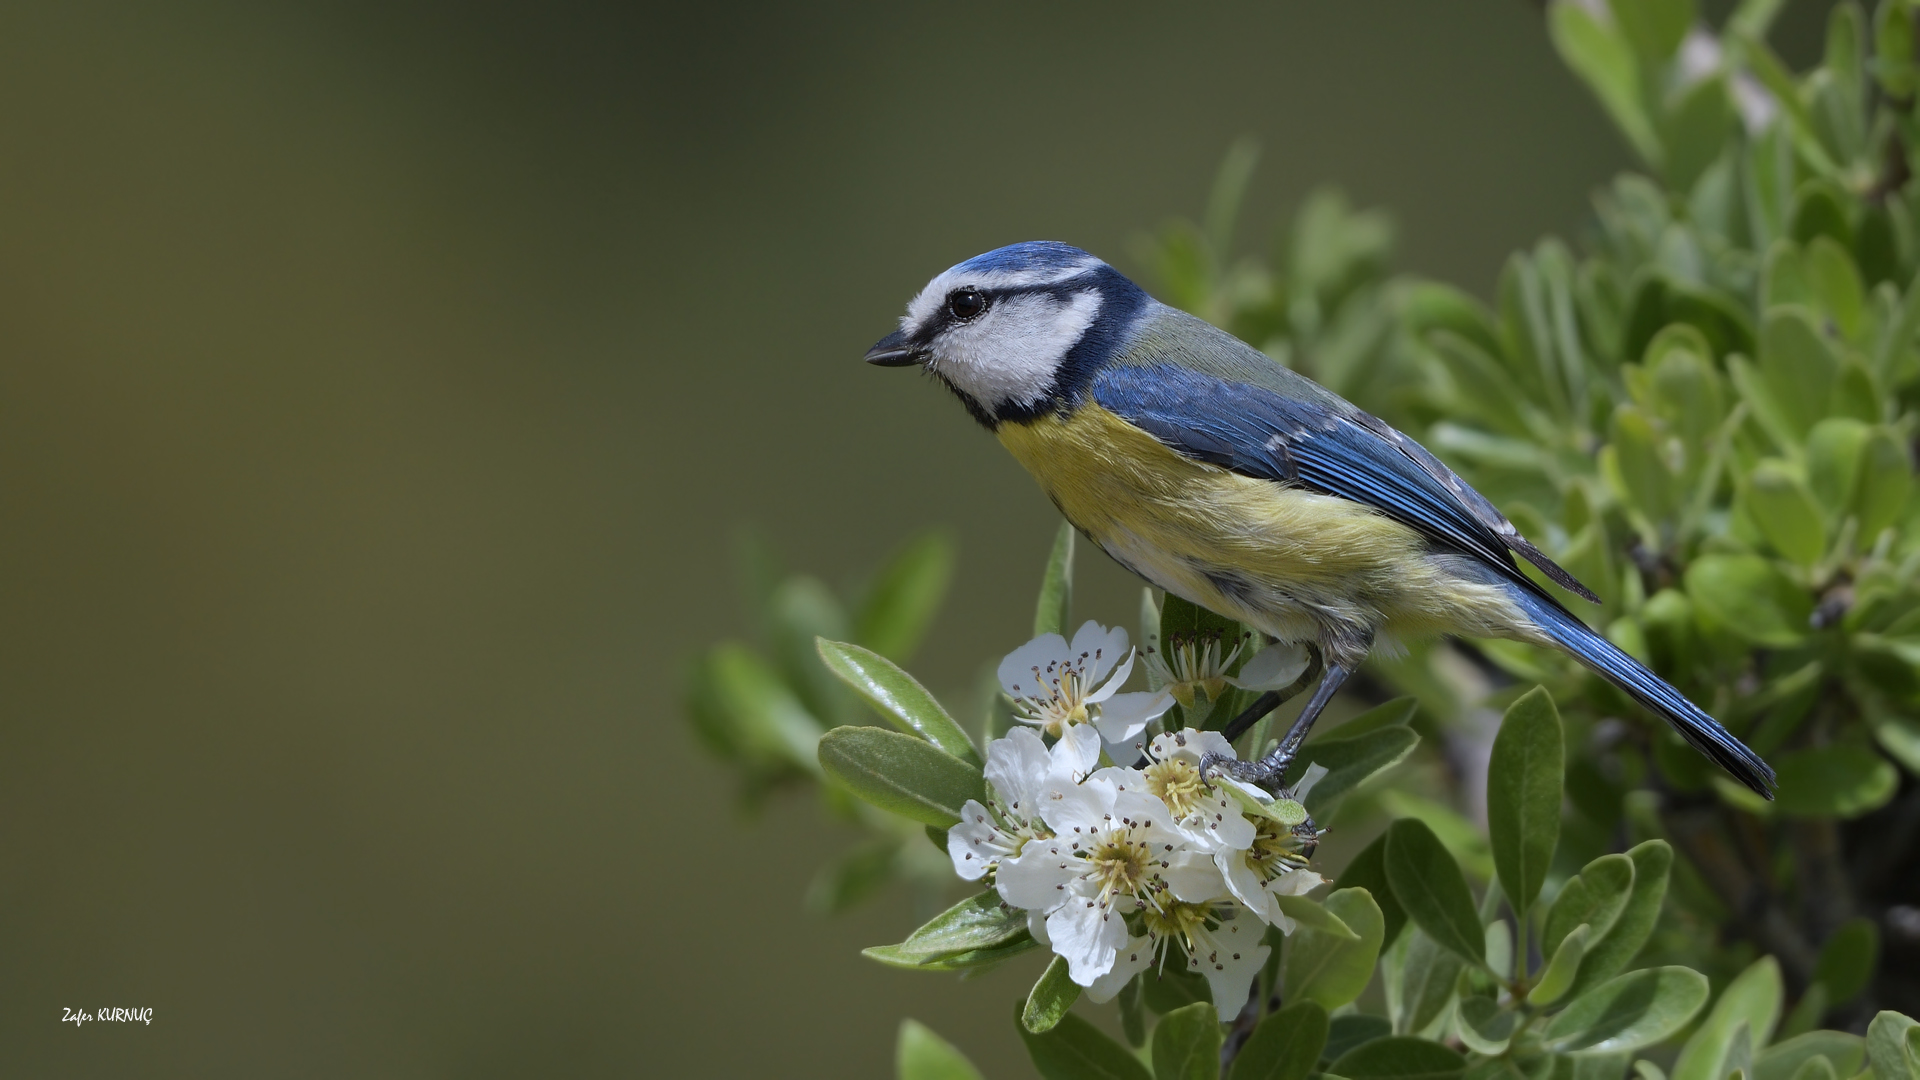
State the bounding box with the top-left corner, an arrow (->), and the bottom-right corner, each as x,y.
865,241 -> 1148,426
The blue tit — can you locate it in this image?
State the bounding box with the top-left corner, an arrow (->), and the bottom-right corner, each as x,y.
867,240 -> 1775,800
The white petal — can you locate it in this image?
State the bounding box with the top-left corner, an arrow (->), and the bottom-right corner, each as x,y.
998,633 -> 1070,698
1288,762 -> 1330,802
1267,867 -> 1326,899
948,799 -> 1015,881
1086,935 -> 1153,1003
1217,776 -> 1273,805
996,842 -> 1081,911
1187,916 -> 1271,1021
1085,648 -> 1137,704
1195,788 -> 1255,851
1050,723 -> 1103,782
1094,690 -> 1172,743
1089,765 -> 1147,796
1027,906 -> 1051,944
1215,851 -> 1277,924
984,727 -> 1053,817
1227,641 -> 1310,691
1069,621 -> 1131,686
1036,774 -> 1117,842
1150,727 -> 1234,766
1047,897 -> 1128,987
1160,850 -> 1229,904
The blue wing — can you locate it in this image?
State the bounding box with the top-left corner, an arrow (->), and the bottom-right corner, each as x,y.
1090,361 -> 1596,603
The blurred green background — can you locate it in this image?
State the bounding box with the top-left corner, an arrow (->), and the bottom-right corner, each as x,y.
0,3 -> 1834,1076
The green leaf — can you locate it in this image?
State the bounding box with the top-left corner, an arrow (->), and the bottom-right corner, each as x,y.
1486,686 -> 1564,920
1673,957 -> 1783,1080
1866,1011 -> 1920,1080
1771,745 -> 1899,819
856,531 -> 955,663
1660,72 -> 1733,193
1612,0 -> 1694,59
1035,521 -> 1075,638
1532,923 -> 1592,1007
1853,426 -> 1912,541
1755,1031 -> 1865,1080
1761,307 -> 1843,439
1118,974 -> 1147,1048
1548,0 -> 1659,163
1333,833 -> 1407,948
819,726 -> 985,827
1385,819 -> 1484,968
1570,840 -> 1673,996
1142,964 -> 1213,1015
1272,895 -> 1359,941
1545,967 -> 1711,1054
1808,418 -> 1872,516
1327,1035 -> 1465,1080
862,890 -> 1036,970
1746,460 -> 1829,566
1284,887 -> 1385,1010
816,639 -> 979,764
1230,1001 -> 1328,1080
1685,554 -> 1812,648
898,1019 -> 986,1080
1023,956 -> 1082,1034
1287,725 -> 1420,819
1814,917 -> 1880,1005
1544,853 -> 1635,960
1152,1002 -> 1223,1080
1395,928 -> 1465,1038
1454,996 -> 1519,1056
1018,1005 -> 1153,1080
687,643 -> 824,771
1607,405 -> 1677,522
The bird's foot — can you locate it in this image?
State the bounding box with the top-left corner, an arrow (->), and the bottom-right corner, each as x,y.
1200,749 -> 1323,858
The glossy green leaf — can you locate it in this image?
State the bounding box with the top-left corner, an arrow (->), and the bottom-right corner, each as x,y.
1544,853 -> 1635,959
1613,0 -> 1694,59
1486,686 -> 1563,919
688,643 -> 824,771
1327,1035 -> 1465,1080
1548,0 -> 1659,163
1152,1002 -> 1222,1080
1325,1014 -> 1393,1063
1034,521 -> 1075,638
1866,1011 -> 1920,1080
1229,1001 -> 1327,1080
1672,957 -> 1783,1080
1607,405 -> 1676,522
1545,967 -> 1710,1054
1018,1006 -> 1153,1080
863,890 -> 1035,970
1661,72 -> 1733,193
1755,1031 -> 1866,1080
1023,956 -> 1081,1034
1333,833 -> 1407,948
1117,974 -> 1146,1048
1784,1054 -> 1836,1080
1814,917 -> 1880,1005
1272,894 -> 1358,941
1875,712 -> 1920,776
1385,819 -> 1484,967
1685,554 -> 1812,648
767,576 -> 855,725
1285,887 -> 1384,1010
897,1019 -> 986,1080
819,726 -> 985,827
1805,236 -> 1866,341
1142,963 -> 1213,1015
1287,725 -> 1420,820
856,531 -> 954,663
1570,840 -> 1673,996
1532,923 -> 1591,1007
1854,426 -> 1912,541
1772,745 -> 1899,818
1747,460 -> 1829,566
817,639 -> 978,764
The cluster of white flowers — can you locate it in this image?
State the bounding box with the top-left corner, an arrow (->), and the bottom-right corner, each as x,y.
952,622 -> 1325,1020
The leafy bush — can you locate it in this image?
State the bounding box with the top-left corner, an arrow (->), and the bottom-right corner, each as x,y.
687,0 -> 1920,1075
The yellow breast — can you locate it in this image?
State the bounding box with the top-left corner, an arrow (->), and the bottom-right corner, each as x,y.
995,403 -> 1538,649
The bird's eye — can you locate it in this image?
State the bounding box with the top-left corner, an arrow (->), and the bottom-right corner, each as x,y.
948,288 -> 986,321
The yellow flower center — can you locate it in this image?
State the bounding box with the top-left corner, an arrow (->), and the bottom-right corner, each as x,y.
1139,899 -> 1213,949
1086,837 -> 1151,904
1143,757 -> 1210,819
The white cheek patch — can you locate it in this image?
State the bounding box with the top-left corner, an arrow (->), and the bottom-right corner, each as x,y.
929,290 -> 1102,412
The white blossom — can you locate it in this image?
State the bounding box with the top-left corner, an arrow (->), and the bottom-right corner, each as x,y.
947,725 -> 1100,882
997,621 -> 1170,746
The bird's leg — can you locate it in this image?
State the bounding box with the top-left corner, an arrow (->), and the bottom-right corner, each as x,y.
1199,661 -> 1355,849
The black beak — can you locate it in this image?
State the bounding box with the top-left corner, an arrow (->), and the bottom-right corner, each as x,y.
864,328 -> 925,367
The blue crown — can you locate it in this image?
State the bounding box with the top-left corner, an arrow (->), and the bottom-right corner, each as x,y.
953,241 -> 1098,276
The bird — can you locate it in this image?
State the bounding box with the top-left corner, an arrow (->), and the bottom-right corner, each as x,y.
865,240 -> 1776,802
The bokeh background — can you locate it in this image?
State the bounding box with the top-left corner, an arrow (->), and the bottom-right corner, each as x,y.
0,3 -> 1836,1076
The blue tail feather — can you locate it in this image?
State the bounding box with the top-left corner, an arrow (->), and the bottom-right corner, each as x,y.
1507,586 -> 1777,799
